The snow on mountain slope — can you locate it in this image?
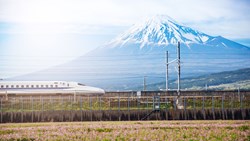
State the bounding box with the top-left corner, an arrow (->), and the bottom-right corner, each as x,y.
109,15 -> 213,48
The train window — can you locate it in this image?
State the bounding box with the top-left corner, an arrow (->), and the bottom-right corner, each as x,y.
67,84 -> 69,87
11,85 -> 14,88
21,85 -> 24,88
31,85 -> 34,88
50,85 -> 53,88
41,85 -> 43,88
6,85 -> 9,88
36,85 -> 39,88
16,85 -> 19,88
46,85 -> 48,88
55,85 -> 58,88
26,85 -> 29,88
1,85 -> 3,88
54,82 -> 58,84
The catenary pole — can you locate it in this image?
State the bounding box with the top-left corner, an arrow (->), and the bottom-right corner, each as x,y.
165,51 -> 169,91
143,76 -> 147,91
177,41 -> 181,96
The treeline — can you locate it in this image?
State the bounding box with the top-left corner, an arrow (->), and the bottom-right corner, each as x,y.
147,68 -> 250,90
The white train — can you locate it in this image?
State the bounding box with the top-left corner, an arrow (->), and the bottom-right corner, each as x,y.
0,81 -> 105,95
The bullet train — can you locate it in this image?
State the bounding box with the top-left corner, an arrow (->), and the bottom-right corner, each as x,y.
0,81 -> 105,95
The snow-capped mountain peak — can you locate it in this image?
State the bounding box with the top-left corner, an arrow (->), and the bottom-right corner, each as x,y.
110,15 -> 212,47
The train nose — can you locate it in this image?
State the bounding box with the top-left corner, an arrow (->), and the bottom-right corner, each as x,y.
85,86 -> 105,94
93,88 -> 105,94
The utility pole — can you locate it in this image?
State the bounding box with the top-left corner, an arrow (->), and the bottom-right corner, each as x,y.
175,41 -> 183,109
165,51 -> 169,91
143,76 -> 147,91
177,41 -> 181,96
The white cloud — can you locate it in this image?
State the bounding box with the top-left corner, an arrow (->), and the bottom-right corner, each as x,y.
0,0 -> 249,38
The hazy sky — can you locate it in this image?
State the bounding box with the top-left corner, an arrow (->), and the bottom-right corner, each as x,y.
0,0 -> 250,78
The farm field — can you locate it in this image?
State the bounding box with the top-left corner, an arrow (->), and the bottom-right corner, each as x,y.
0,120 -> 249,141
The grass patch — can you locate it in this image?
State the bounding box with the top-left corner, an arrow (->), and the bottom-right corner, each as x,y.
0,130 -> 15,135
96,128 -> 113,132
225,126 -> 234,130
17,138 -> 35,141
238,125 -> 249,131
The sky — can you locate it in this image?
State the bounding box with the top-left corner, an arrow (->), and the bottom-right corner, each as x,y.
0,0 -> 250,78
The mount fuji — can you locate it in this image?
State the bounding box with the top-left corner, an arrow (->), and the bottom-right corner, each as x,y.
109,15 -> 211,46
15,15 -> 250,90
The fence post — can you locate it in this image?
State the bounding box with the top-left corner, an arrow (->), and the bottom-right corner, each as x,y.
109,97 -> 111,111
39,96 -> 41,122
212,96 -> 215,120
109,97 -> 111,121
71,95 -> 73,111
240,93 -> 245,120
184,96 -> 186,110
80,96 -> 83,121
222,95 -> 225,120
52,96 -> 54,111
70,96 -> 73,121
184,96 -> 187,120
69,95 -> 74,121
165,96 -> 168,120
193,96 -> 196,110
165,97 -> 168,110
42,97 -> 44,122
61,96 -> 64,122
231,95 -> 233,109
0,98 -> 2,123
202,96 -> 205,111
11,98 -> 13,122
127,96 -> 130,111
90,97 -> 92,121
153,95 -> 155,109
99,96 -> 101,111
13,97 -> 15,112
128,96 -> 130,121
67,96 -> 70,111
212,96 -> 214,110
231,94 -> 234,120
118,96 -> 120,112
146,96 -> 149,110
118,96 -> 120,121
21,96 -> 23,123
238,87 -> 240,102
61,96 -> 64,111
240,93 -> 243,109
240,93 -> 242,119
221,95 -> 224,110
174,97 -> 176,110
50,96 -> 52,111
184,96 -> 187,117
193,96 -> 196,120
39,96 -> 41,111
137,97 -> 140,111
31,96 -> 33,122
